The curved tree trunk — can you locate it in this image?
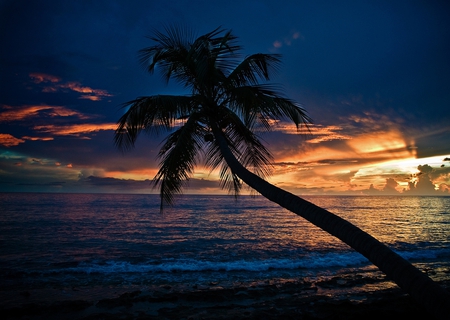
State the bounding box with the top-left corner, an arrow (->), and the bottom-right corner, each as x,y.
212,124 -> 450,319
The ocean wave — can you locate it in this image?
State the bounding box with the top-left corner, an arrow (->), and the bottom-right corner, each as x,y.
63,251 -> 369,275
397,248 -> 450,261
57,247 -> 450,276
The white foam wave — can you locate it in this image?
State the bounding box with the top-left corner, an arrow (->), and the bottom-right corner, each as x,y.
397,248 -> 450,261
67,251 -> 368,274
61,247 -> 450,275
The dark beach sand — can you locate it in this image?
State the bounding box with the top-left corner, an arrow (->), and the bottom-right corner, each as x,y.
3,277 -> 449,320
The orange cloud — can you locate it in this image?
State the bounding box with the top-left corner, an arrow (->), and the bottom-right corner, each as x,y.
0,133 -> 25,147
22,136 -> 54,141
34,123 -> 116,136
60,82 -> 113,100
270,122 -> 352,143
267,126 -> 417,194
79,95 -> 102,101
29,73 -> 61,83
346,130 -> 410,157
28,73 -> 113,101
0,105 -> 89,122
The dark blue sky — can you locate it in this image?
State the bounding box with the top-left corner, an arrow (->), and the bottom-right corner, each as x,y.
1,0 -> 449,194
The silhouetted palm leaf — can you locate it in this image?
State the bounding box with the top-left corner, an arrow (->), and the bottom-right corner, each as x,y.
153,113 -> 205,208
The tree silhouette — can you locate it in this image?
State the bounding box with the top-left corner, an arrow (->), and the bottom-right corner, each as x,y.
115,27 -> 449,319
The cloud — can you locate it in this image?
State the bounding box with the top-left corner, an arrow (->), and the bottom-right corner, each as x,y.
28,73 -> 113,101
84,175 -> 151,189
81,175 -> 221,194
383,178 -> 399,193
0,134 -> 25,147
271,30 -> 304,50
417,164 -> 433,174
356,172 -> 445,195
405,166 -> 437,194
273,40 -> 282,48
346,131 -> 408,155
268,122 -> 352,143
305,125 -> 352,144
0,151 -> 80,191
22,136 -> 54,141
247,108 -> 445,195
33,123 -> 117,137
59,81 -> 113,100
399,163 -> 450,195
0,106 -> 111,145
0,105 -> 89,122
29,73 -> 61,83
79,95 -> 102,101
438,183 -> 450,193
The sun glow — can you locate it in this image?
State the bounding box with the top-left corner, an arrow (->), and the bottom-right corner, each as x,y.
357,155 -> 449,177
105,169 -> 158,181
265,121 -> 450,195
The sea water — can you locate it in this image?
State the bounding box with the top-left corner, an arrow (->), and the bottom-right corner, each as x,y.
1,193 -> 449,305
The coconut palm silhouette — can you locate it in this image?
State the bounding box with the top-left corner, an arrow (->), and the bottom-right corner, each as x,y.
115,27 -> 449,319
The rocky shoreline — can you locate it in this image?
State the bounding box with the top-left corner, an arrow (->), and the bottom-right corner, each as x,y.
3,278 -> 449,319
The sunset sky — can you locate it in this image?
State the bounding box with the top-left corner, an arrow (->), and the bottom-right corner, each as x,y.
1,0 -> 449,195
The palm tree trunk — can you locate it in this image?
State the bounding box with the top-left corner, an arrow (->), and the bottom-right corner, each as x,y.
212,124 -> 450,319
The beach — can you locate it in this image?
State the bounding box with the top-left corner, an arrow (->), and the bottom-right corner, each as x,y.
4,277 -> 448,319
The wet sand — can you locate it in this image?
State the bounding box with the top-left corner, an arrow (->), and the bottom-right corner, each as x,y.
3,277 -> 448,319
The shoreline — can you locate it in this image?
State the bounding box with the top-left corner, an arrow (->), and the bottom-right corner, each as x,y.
3,278 -> 448,319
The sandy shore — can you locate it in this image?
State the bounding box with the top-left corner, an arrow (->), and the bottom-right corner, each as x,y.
3,277 -> 449,319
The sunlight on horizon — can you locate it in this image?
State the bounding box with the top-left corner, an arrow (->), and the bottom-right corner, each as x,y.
357,154 -> 450,177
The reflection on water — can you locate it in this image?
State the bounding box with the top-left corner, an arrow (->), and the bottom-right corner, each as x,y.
1,194 -> 449,260
304,196 -> 450,248
0,193 -> 449,297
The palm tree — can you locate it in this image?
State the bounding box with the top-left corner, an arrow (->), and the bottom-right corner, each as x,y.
115,27 -> 449,319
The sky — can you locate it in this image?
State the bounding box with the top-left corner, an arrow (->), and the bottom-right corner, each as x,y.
1,0 -> 449,196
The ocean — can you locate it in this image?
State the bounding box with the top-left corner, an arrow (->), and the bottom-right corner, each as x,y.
1,193 -> 449,307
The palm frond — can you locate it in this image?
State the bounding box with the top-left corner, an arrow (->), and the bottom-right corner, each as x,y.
114,95 -> 195,151
139,25 -> 197,85
204,107 -> 274,195
186,27 -> 240,92
226,84 -> 312,131
152,113 -> 205,210
208,29 -> 241,76
222,111 -> 274,178
204,135 -> 243,196
139,26 -> 240,91
227,54 -> 282,86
